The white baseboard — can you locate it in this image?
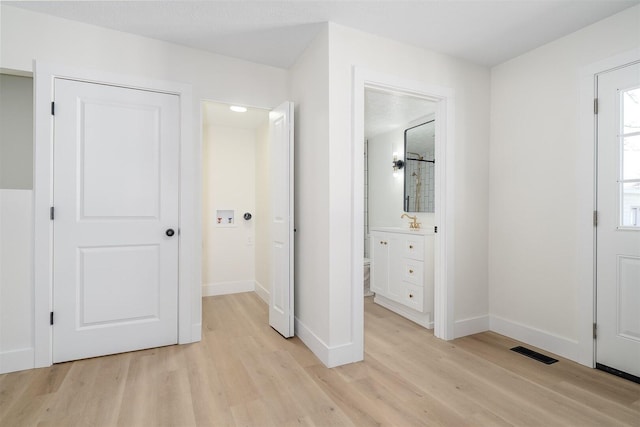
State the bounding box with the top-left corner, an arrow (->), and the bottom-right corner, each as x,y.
0,348 -> 34,374
489,315 -> 579,362
454,315 -> 489,338
373,295 -> 433,329
254,281 -> 269,304
202,281 -> 254,297
294,317 -> 361,368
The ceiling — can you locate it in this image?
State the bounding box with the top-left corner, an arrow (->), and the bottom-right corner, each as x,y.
204,89 -> 434,137
5,1 -> 638,69
202,101 -> 269,130
365,88 -> 436,139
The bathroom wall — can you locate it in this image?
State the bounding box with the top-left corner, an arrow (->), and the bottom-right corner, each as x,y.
367,116 -> 435,231
202,124 -> 257,295
405,147 -> 435,213
368,127 -> 406,228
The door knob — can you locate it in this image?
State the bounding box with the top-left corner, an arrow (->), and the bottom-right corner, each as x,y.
166,229 -> 175,237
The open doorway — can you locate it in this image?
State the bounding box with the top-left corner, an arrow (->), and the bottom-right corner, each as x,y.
363,87 -> 438,334
352,69 -> 456,361
201,101 -> 271,301
201,100 -> 295,337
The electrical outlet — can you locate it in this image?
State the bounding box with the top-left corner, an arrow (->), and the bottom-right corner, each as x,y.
247,236 -> 254,246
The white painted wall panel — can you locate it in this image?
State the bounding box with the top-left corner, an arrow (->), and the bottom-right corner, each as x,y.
289,26 -> 331,346
0,190 -> 33,373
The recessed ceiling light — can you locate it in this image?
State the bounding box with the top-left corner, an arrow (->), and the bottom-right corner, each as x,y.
230,105 -> 247,113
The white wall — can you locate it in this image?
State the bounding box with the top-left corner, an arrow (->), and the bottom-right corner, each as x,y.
202,125 -> 256,296
489,5 -> 640,362
328,23 -> 491,354
0,74 -> 33,190
0,190 -> 33,373
289,25 -> 332,355
0,4 -> 289,372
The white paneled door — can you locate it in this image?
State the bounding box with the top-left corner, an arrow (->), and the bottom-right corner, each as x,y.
52,79 -> 180,363
269,101 -> 294,338
596,62 -> 640,379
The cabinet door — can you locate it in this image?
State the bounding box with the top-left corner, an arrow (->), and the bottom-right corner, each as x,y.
371,234 -> 390,294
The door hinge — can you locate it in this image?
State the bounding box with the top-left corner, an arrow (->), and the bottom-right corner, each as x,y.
50,312 -> 54,325
51,101 -> 55,116
434,226 -> 438,233
593,210 -> 598,227
594,98 -> 598,115
50,206 -> 55,220
593,323 -> 597,339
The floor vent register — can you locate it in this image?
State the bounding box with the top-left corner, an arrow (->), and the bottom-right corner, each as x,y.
510,346 -> 558,365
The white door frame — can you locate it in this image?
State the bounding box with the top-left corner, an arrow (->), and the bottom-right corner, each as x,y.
33,61 -> 197,368
352,67 -> 456,352
577,48 -> 640,368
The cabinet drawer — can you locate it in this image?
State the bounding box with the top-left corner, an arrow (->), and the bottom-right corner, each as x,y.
403,237 -> 424,260
400,283 -> 424,312
402,259 -> 423,286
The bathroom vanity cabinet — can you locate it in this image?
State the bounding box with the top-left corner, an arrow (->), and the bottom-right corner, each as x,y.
370,227 -> 434,328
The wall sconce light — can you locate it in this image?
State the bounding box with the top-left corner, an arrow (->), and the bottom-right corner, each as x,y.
392,152 -> 404,177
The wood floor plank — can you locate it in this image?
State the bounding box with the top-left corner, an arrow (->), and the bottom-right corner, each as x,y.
0,292 -> 638,427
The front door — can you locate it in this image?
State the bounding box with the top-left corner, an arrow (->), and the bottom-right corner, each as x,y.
52,78 -> 180,363
596,61 -> 640,380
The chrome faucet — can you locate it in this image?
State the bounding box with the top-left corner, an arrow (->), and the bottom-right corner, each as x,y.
401,213 -> 421,230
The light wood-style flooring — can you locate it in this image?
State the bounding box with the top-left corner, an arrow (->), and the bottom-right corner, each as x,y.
1,293 -> 639,426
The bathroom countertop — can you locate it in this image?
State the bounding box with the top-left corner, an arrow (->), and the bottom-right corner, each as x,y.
370,226 -> 434,235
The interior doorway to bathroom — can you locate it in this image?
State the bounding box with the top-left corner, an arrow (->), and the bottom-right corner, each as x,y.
352,68 -> 456,358
362,87 -> 439,335
201,100 -> 295,337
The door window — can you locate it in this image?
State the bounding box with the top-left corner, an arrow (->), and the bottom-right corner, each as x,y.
620,87 -> 640,228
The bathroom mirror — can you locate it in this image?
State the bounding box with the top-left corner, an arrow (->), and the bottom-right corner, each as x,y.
404,120 -> 435,213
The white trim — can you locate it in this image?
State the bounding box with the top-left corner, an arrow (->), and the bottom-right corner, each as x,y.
0,348 -> 35,374
254,280 -> 270,304
202,281 -> 255,297
352,67 -> 456,362
294,316 -> 358,368
33,61 -> 198,368
373,295 -> 434,329
577,48 -> 640,368
490,315 -> 579,362
454,315 -> 489,338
